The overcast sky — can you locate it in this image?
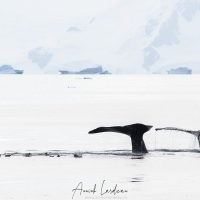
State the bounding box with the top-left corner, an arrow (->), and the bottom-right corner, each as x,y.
0,0 -> 118,65
0,0 -> 117,20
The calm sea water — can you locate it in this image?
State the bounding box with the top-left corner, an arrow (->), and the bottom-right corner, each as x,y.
0,75 -> 200,200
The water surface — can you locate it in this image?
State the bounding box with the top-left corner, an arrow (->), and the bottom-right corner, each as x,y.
0,75 -> 200,199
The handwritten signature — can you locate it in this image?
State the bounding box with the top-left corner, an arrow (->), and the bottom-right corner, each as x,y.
72,180 -> 128,199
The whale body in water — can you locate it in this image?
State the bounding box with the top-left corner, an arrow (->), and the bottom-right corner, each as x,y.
89,123 -> 153,153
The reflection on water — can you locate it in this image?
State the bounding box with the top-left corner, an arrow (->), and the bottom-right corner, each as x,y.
130,177 -> 144,182
131,156 -> 144,160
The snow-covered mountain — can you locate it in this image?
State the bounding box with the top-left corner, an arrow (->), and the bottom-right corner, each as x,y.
0,0 -> 200,74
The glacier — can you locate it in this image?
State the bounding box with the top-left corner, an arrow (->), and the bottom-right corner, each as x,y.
0,0 -> 200,74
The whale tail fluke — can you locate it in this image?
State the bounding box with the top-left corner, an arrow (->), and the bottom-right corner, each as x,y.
89,124 -> 152,154
156,127 -> 200,148
89,126 -> 129,135
155,127 -> 196,135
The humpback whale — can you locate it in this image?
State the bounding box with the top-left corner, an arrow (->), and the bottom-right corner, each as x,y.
89,123 -> 153,153
156,127 -> 200,147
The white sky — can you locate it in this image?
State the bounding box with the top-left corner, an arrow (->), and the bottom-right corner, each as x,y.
0,0 -> 118,19
0,0 -> 118,65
